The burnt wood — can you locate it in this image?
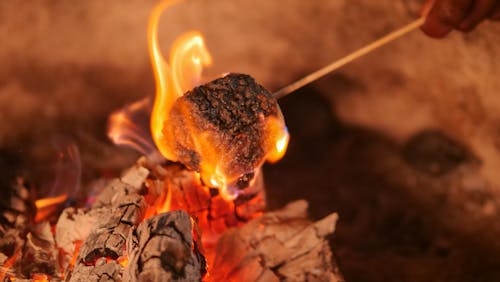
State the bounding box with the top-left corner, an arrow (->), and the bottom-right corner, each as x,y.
124,211 -> 206,282
68,163 -> 149,282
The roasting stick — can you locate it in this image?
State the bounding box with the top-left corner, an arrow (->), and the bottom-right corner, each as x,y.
273,17 -> 425,99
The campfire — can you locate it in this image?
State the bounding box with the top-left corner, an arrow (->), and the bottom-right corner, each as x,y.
0,1 -> 341,281
2,0 -> 500,281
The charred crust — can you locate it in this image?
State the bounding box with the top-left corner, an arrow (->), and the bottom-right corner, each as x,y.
185,73 -> 278,134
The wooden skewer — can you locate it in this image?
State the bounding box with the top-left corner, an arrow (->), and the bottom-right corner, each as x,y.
272,17 -> 425,99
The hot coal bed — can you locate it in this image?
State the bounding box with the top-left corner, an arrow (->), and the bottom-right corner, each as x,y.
0,71 -> 342,281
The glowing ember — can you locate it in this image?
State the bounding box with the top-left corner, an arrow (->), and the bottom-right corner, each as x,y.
117,256 -> 128,268
143,181 -> 172,220
0,249 -> 20,281
31,273 -> 49,282
69,240 -> 83,270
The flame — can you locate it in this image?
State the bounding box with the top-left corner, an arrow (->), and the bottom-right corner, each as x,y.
147,1 -> 289,201
35,194 -> 68,209
264,117 -> 290,163
34,194 -> 68,222
148,0 -> 212,162
107,0 -> 289,202
31,274 -> 49,282
69,240 -> 83,270
107,98 -> 158,157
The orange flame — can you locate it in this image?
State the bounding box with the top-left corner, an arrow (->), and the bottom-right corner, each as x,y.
31,274 -> 49,282
264,117 -> 290,163
148,0 -> 212,162
35,194 -> 68,209
34,194 -> 68,222
69,240 -> 83,270
147,0 -> 288,200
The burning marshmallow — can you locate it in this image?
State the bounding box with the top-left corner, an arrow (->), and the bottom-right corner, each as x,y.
159,73 -> 289,199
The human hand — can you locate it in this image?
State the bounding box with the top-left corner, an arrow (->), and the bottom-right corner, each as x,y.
421,0 -> 500,38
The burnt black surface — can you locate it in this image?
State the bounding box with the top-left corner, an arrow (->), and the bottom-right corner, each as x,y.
185,73 -> 278,134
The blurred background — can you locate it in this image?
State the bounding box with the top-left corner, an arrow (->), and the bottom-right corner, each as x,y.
1,0 -> 499,281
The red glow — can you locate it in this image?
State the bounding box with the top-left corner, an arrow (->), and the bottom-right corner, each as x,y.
143,181 -> 172,220
118,256 -> 128,268
69,240 -> 83,270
